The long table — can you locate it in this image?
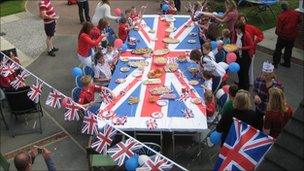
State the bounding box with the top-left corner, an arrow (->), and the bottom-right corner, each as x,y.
97,15 -> 207,133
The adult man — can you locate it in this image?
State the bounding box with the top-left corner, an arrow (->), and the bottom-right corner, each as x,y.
77,0 -> 90,23
273,3 -> 301,68
14,147 -> 56,171
39,0 -> 59,57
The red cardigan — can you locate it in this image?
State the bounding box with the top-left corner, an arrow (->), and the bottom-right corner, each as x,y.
77,33 -> 103,57
276,10 -> 301,40
245,24 -> 264,54
232,31 -> 254,58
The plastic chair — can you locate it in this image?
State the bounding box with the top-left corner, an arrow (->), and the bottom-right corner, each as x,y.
4,86 -> 43,137
84,66 -> 95,78
75,75 -> 83,88
71,87 -> 82,103
212,76 -> 222,93
0,153 -> 10,171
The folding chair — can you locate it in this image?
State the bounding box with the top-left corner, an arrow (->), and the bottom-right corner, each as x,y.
4,86 -> 43,137
86,136 -> 116,171
71,87 -> 82,102
84,66 -> 95,78
75,75 -> 83,88
0,88 -> 8,130
0,153 -> 10,171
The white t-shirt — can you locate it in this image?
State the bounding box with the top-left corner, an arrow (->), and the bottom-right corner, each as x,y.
203,78 -> 213,91
202,56 -> 226,77
92,3 -> 119,26
105,50 -> 119,65
94,62 -> 112,80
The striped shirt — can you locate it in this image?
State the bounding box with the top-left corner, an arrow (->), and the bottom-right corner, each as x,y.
39,0 -> 56,23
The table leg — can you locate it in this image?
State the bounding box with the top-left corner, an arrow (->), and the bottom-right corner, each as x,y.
160,131 -> 163,153
172,132 -> 175,158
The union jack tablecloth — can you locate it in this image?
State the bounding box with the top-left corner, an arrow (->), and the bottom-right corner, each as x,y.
97,15 -> 207,131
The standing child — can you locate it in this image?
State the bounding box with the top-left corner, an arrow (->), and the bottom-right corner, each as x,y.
118,17 -> 130,42
222,28 -> 231,45
205,90 -> 217,123
93,51 -> 112,84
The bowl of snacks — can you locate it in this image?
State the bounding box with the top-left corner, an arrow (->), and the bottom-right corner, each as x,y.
154,57 -> 168,66
148,69 -> 163,79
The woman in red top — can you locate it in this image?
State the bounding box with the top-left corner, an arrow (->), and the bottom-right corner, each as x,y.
77,22 -> 104,67
264,87 -> 293,139
238,13 -> 264,86
118,17 -> 130,42
232,20 -> 254,91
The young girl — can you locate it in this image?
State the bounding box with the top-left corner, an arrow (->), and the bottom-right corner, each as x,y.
95,18 -> 117,46
202,70 -> 213,91
93,51 -> 112,84
264,87 -> 293,138
118,17 -> 130,42
205,90 -> 217,123
105,44 -> 119,69
222,28 -> 231,45
167,0 -> 177,14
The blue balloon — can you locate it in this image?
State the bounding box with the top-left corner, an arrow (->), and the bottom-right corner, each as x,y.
210,41 -> 217,50
125,155 -> 139,171
162,4 -> 169,12
210,131 -> 222,144
228,62 -> 240,73
72,67 -> 83,78
120,43 -> 128,52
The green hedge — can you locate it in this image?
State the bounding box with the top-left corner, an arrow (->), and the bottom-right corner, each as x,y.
0,0 -> 25,17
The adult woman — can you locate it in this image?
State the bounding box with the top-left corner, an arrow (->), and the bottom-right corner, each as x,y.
254,61 -> 283,129
92,0 -> 120,26
211,0 -> 238,33
77,22 -> 104,67
216,89 -> 261,144
238,13 -> 264,86
264,87 -> 293,139
232,21 -> 254,91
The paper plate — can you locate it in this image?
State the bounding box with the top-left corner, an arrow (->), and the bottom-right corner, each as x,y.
132,70 -> 143,77
189,32 -> 197,37
151,112 -> 164,119
120,67 -> 130,72
156,100 -> 168,106
189,80 -> 199,86
187,39 -> 196,44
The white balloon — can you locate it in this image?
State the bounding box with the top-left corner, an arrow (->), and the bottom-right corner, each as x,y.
138,155 -> 150,166
218,62 -> 229,70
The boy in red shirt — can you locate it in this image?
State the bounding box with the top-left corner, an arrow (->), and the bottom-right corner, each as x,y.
118,17 -> 130,43
78,75 -> 113,106
205,90 -> 217,123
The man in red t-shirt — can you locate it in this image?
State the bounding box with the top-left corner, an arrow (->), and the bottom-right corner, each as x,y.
273,3 -> 301,68
39,0 -> 59,57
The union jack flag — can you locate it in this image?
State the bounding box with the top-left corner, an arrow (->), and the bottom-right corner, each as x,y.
182,108 -> 194,118
213,118 -> 274,171
1,63 -> 18,77
82,111 -> 98,135
141,155 -> 173,171
91,124 -> 117,153
107,138 -> 142,166
97,15 -> 207,131
45,89 -> 62,108
100,88 -> 114,104
146,118 -> 158,129
27,79 -> 43,103
64,98 -> 80,121
10,70 -> 29,89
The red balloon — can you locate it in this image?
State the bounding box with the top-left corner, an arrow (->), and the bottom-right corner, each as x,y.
222,85 -> 230,93
226,52 -> 237,64
114,39 -> 123,48
61,97 -> 70,108
113,8 -> 122,16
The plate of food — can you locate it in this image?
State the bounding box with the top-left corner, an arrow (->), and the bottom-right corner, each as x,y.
128,96 -> 139,104
156,100 -> 168,106
132,70 -> 143,77
165,62 -> 178,72
160,93 -> 176,100
151,112 -> 164,119
188,67 -> 199,74
191,98 -> 202,104
128,60 -> 148,68
223,44 -> 238,52
148,69 -> 163,79
154,57 -> 168,66
189,32 -> 197,37
150,86 -> 172,95
189,80 -> 199,86
115,78 -> 126,84
120,67 -> 130,72
176,55 -> 187,62
187,39 -> 196,44
143,79 -> 161,85
132,48 -> 153,55
163,37 -> 180,44
120,58 -> 129,62
153,49 -> 170,56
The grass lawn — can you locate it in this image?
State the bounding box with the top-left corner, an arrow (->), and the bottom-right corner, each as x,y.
0,0 -> 25,17
213,0 -> 299,30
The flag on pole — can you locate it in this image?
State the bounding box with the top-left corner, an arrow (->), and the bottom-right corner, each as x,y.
91,124 -> 117,153
213,118 -> 274,171
45,89 -> 62,108
27,79 -> 43,103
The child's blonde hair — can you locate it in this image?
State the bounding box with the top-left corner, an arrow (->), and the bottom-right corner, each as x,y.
81,75 -> 92,87
222,29 -> 231,38
267,87 -> 286,113
233,89 -> 251,110
204,90 -> 213,102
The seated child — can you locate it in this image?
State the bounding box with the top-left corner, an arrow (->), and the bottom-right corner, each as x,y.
78,75 -> 113,106
202,42 -> 215,61
105,44 -> 119,69
189,49 -> 203,74
97,19 -> 117,45
215,40 -> 226,63
222,28 -> 231,45
118,17 -> 130,42
202,70 -> 213,92
93,51 -> 112,84
167,0 -> 177,14
205,90 -> 217,123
